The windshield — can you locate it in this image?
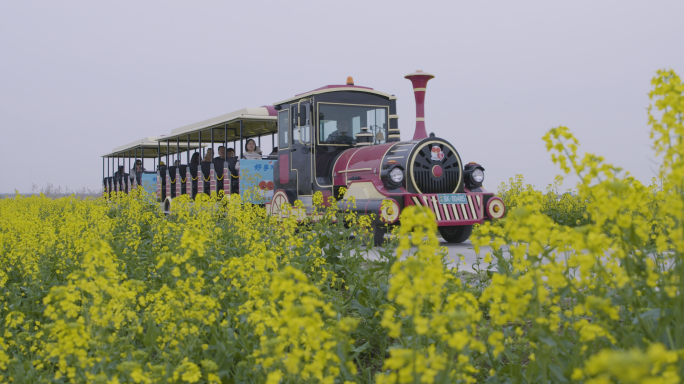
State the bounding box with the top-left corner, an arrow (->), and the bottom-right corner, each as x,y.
319,104 -> 388,145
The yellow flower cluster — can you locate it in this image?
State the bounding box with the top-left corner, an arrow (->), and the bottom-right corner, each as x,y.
376,207 -> 483,384
468,69 -> 684,382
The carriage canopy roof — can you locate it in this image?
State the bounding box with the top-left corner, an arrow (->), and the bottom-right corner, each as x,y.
103,136 -> 204,158
158,106 -> 277,144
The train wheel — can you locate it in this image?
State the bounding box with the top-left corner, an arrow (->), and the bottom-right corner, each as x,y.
163,196 -> 172,216
362,223 -> 388,247
270,190 -> 295,219
373,224 -> 388,246
438,225 -> 472,243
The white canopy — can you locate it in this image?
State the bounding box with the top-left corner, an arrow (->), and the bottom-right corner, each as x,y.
161,107 -> 277,142
103,136 -> 203,158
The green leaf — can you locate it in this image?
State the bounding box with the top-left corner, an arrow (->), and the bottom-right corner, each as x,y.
350,299 -> 373,317
538,335 -> 557,347
352,341 -> 370,354
143,317 -> 159,348
548,364 -> 568,383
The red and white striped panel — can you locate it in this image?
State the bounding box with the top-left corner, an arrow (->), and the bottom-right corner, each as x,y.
405,194 -> 484,223
165,171 -> 171,199
186,168 -> 192,197
209,165 -> 216,195
156,171 -> 161,200
198,168 -> 204,195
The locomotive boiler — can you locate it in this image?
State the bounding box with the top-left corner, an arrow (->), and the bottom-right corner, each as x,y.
267,71 -> 506,245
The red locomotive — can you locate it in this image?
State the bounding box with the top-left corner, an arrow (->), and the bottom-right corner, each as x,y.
267,71 -> 505,245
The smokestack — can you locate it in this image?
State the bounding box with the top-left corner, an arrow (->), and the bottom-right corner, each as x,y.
404,70 -> 434,140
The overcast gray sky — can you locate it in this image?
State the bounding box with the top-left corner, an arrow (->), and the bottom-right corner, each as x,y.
1,0 -> 682,193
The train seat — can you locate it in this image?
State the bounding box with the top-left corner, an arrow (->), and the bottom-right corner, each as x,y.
159,165 -> 167,201
201,162 -> 211,194
226,157 -> 239,194
189,164 -> 199,197
178,165 -> 187,195
213,159 -> 225,192
168,166 -> 177,198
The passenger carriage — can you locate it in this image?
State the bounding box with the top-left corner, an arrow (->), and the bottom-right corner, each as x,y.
154,107 -> 279,211
101,137 -> 201,195
103,71 -> 506,245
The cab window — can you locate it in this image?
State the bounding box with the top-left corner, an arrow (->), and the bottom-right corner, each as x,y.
278,110 -> 289,148
291,106 -> 300,143
319,104 -> 388,145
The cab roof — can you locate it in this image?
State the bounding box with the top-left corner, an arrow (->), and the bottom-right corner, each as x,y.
273,84 -> 392,106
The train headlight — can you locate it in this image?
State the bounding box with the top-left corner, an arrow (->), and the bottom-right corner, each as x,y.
389,167 -> 404,183
472,168 -> 484,184
464,163 -> 485,189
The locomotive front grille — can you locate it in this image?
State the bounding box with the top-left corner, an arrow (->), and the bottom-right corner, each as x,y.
405,194 -> 482,222
409,141 -> 462,194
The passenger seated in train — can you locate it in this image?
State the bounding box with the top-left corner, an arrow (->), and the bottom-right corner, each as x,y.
215,146 -> 226,161
174,160 -> 181,166
202,149 -> 214,163
190,152 -> 200,165
129,160 -> 145,183
242,139 -> 262,160
325,119 -> 353,144
113,165 -> 129,191
265,147 -> 278,160
114,165 -> 127,181
226,148 -> 235,158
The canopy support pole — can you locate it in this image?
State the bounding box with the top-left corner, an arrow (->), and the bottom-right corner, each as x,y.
176,137 -> 180,165
211,127 -> 214,159
166,140 -> 170,167
187,134 -> 190,164
157,141 -> 161,170
239,120 -> 243,158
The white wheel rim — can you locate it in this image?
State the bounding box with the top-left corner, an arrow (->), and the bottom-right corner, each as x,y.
488,199 -> 504,219
271,192 -> 289,218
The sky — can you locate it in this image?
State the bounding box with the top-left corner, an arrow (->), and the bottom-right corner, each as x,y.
1,0 -> 682,193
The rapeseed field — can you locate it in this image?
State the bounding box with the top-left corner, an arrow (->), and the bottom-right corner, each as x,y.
0,69 -> 682,383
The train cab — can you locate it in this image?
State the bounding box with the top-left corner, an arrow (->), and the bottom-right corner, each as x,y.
268,73 -> 506,245
270,77 -> 399,207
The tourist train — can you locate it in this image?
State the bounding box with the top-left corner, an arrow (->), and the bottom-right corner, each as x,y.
102,71 -> 506,245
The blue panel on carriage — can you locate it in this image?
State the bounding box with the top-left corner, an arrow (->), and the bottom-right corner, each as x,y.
239,160 -> 276,204
437,194 -> 467,204
141,172 -> 157,196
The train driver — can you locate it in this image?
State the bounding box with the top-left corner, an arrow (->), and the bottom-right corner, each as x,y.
325,119 -> 353,144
